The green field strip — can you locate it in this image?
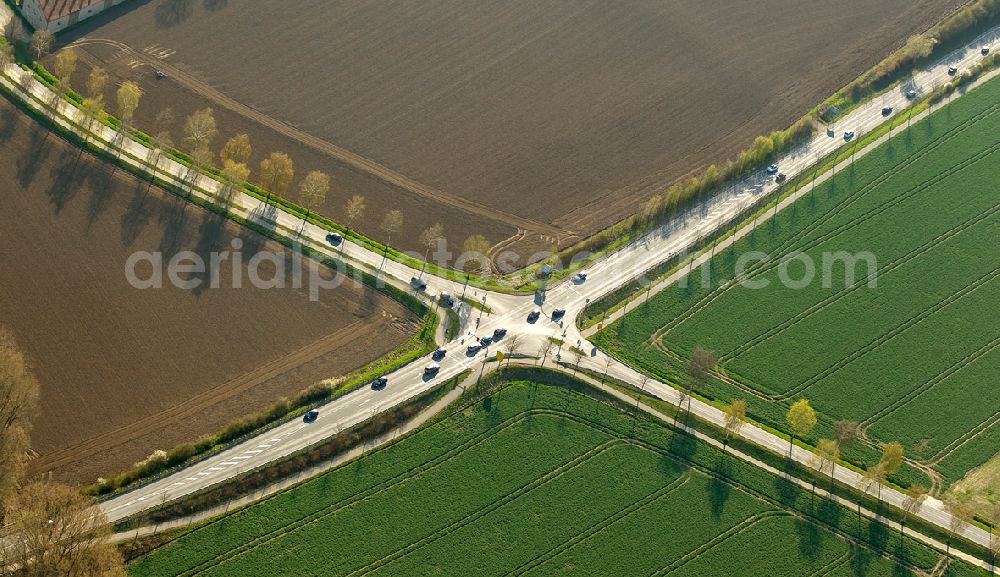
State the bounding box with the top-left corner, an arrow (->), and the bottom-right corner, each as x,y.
660,514 -> 848,577
774,266 -> 1000,400
520,475 -> 772,577
801,277 -> 1000,426
736,216 -> 1000,401
359,443 -> 677,577
502,474 -> 694,577
188,414 -> 612,577
868,345 -> 1000,459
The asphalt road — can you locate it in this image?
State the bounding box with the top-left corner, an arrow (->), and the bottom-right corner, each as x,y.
1,22 -> 996,551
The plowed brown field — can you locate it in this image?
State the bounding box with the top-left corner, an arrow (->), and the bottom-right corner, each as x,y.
66,0 -> 962,261
0,96 -> 417,484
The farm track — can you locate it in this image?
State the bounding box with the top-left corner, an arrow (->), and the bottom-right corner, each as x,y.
501,474 -> 693,577
70,38 -> 565,242
29,318 -> 371,475
720,197 -> 1000,363
650,511 -> 790,576
344,441 -> 631,577
648,101 -> 1000,343
176,408 -> 574,576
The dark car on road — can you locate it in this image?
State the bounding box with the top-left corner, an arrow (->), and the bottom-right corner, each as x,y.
410,276 -> 427,291
948,66 -> 958,75
775,173 -> 787,184
527,309 -> 541,322
432,347 -> 447,361
493,327 -> 507,339
325,232 -> 343,246
551,308 -> 566,320
371,376 -> 388,390
843,131 -> 855,141
303,409 -> 319,423
881,106 -> 893,116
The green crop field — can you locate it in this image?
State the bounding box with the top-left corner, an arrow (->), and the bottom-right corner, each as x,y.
595,75 -> 1000,495
129,381 -> 986,577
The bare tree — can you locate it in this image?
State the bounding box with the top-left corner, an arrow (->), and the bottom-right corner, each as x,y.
183,107 -> 218,152
378,210 -> 404,270
148,130 -> 173,172
723,399 -> 747,449
345,194 -> 365,233
572,347 -> 583,374
944,495 -> 973,553
259,151 -> 294,205
461,234 -> 492,275
901,484 -> 928,532
180,145 -> 214,195
297,170 -> 330,229
503,333 -> 521,366
537,340 -> 554,367
79,97 -> 104,142
0,482 -> 127,576
219,159 -> 249,211
833,420 -> 861,449
418,223 -> 444,276
862,463 -> 886,503
220,133 -> 252,165
115,80 -> 142,127
686,347 -> 717,384
30,30 -> 54,61
0,327 -> 39,510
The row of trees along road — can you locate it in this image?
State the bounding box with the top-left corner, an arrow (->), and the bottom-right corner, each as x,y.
29,43 -> 500,276
0,326 -> 127,576
684,347 -> 1000,562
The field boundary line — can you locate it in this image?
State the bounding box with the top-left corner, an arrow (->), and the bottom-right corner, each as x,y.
501,473 -> 694,577
647,101 -> 1000,342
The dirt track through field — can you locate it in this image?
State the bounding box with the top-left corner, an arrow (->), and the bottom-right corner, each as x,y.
0,95 -> 417,483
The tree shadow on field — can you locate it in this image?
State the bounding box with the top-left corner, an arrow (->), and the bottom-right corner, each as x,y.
795,512 -> 822,561
708,455 -> 731,519
121,180 -> 154,247
190,211 -> 227,297
155,0 -> 193,28
44,147 -> 84,214
849,544 -> 875,577
203,0 -> 226,11
774,474 -> 803,508
157,197 -> 188,256
18,125 -> 52,190
85,157 -> 118,229
0,106 -> 17,143
891,540 -> 914,577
